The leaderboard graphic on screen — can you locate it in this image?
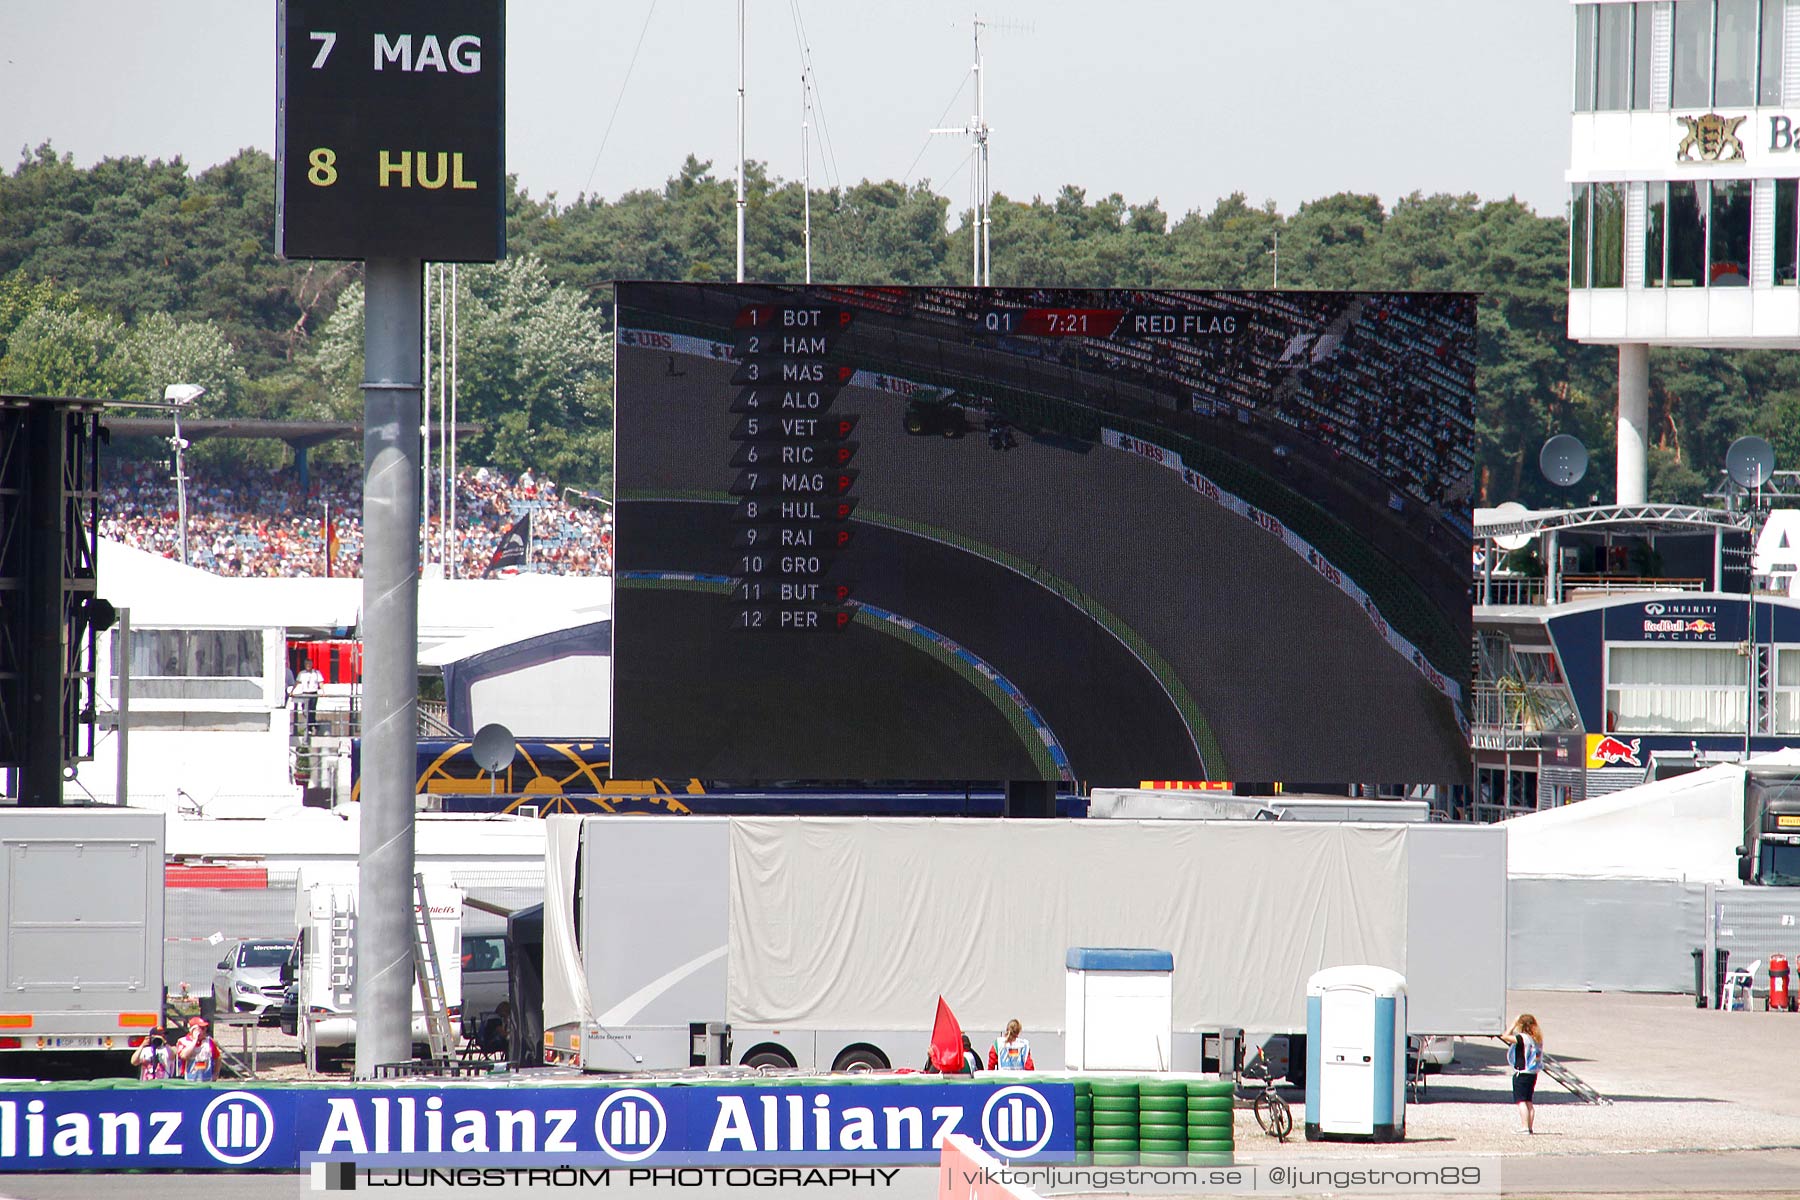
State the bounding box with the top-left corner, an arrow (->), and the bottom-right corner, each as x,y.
612,284 -> 1475,786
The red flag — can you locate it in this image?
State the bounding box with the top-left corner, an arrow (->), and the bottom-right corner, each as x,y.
930,996 -> 966,1074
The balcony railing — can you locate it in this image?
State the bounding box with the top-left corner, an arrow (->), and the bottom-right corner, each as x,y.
1473,574 -> 1707,607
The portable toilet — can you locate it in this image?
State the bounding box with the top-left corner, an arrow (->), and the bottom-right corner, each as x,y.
1064,948 -> 1174,1070
1304,966 -> 1406,1142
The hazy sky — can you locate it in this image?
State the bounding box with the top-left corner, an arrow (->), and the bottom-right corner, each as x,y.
0,1 -> 1571,222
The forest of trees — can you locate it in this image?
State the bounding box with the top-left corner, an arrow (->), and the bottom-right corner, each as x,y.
4,140 -> 1797,505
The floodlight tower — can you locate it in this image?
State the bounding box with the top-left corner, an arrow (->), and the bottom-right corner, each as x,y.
163,384 -> 205,566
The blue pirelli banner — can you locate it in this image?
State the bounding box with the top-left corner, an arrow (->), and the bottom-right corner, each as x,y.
0,1082 -> 1073,1171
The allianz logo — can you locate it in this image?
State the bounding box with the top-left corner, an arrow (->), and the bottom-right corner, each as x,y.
704,1086 -> 1054,1156
0,1091 -> 274,1165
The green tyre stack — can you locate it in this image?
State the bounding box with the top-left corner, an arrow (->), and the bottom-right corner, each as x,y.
1185,1078 -> 1235,1164
1073,1081 -> 1093,1165
1138,1079 -> 1187,1162
1088,1080 -> 1139,1163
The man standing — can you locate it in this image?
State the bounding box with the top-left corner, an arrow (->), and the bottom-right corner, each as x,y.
294,659 -> 323,733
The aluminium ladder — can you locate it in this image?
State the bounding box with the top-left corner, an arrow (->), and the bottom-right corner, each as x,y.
411,874 -> 456,1061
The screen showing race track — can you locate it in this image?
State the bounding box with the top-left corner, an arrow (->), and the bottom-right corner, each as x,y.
612,284 -> 1474,786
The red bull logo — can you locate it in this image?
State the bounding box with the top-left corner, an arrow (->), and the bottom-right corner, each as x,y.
1587,735 -> 1643,768
1642,617 -> 1719,637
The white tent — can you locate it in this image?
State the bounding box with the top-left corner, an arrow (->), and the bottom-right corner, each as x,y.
97,539 -> 609,650
1504,748 -> 1800,882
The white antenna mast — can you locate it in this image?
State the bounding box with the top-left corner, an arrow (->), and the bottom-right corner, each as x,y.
802,68 -> 813,283
736,0 -> 747,283
931,15 -> 1000,285
977,17 -> 990,287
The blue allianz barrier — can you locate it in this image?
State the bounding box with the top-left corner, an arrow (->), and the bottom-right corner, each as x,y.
0,1082 -> 1074,1171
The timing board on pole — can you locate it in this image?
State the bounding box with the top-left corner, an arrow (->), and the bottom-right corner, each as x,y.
277,0 -> 505,1076
277,0 -> 506,263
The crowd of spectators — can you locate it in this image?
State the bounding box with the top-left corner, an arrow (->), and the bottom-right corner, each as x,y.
97,458 -> 612,578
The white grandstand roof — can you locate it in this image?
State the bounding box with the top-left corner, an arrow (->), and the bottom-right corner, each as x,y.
1505,747 -> 1800,882
98,539 -> 609,651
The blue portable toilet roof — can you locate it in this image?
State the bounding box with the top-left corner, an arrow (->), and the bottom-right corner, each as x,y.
1066,947 -> 1174,972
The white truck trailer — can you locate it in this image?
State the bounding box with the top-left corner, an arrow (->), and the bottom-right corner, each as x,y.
542,816 -> 1505,1077
0,807 -> 165,1056
294,878 -> 464,1066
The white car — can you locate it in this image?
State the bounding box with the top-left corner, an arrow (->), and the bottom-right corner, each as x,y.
210,939 -> 295,1025
1411,1035 -> 1456,1071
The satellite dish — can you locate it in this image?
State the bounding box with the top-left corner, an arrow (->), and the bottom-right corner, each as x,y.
1727,436 -> 1776,489
1490,501 -> 1533,552
470,723 -> 517,774
1539,434 -> 1588,488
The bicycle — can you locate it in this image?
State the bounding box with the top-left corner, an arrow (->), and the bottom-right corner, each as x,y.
1237,1047 -> 1293,1142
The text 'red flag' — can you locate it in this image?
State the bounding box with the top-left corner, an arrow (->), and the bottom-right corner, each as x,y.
930,996 -> 966,1074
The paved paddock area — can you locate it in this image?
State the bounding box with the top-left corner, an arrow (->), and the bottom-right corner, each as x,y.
1228,989 -> 1800,1159
5,990 -> 1799,1196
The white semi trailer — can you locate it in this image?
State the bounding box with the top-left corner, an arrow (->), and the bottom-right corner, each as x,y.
0,807 -> 165,1057
542,816 -> 1505,1078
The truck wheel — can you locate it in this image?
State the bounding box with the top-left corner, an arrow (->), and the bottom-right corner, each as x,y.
832,1046 -> 889,1073
742,1046 -> 795,1070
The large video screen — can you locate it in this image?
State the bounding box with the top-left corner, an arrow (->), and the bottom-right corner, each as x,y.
612,285 -> 1474,786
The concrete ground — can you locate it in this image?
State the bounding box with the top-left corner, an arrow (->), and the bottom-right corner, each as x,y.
1232,988 -> 1800,1158
6,990 -> 1800,1196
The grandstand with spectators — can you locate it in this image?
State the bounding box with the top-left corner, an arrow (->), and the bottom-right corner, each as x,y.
98,458 -> 612,578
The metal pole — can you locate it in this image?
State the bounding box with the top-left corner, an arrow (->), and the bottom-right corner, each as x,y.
449,264 -> 459,580
802,72 -> 812,285
736,0 -> 746,284
977,34 -> 990,287
422,267 -> 433,568
114,608 -> 129,806
1748,569 -> 1756,759
971,24 -> 980,287
173,410 -> 189,567
356,257 -> 422,1078
438,265 -> 449,572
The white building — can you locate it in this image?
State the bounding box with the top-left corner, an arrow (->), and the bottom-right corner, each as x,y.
1567,0 -> 1800,501
74,541 -> 610,816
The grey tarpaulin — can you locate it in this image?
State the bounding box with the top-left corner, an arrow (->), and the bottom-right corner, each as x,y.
726,818 -> 1416,1034
1508,876 -> 1708,992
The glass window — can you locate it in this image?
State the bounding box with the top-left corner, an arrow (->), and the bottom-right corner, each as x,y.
1673,0 -> 1715,107
1668,181 -> 1709,286
114,629 -> 264,679
1635,1 -> 1658,108
1646,182 -> 1667,286
1593,183 -> 1626,287
1711,179 -> 1752,285
1571,185 -> 1591,288
1599,4 -> 1635,109
1762,0 -> 1786,105
1607,645 -> 1744,733
1717,0 -> 1760,104
1778,180 -> 1798,285
1575,4 -> 1599,111
1777,647 -> 1800,731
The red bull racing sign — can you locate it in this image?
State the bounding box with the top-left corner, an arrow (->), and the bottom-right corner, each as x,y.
1606,600 -> 1736,642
